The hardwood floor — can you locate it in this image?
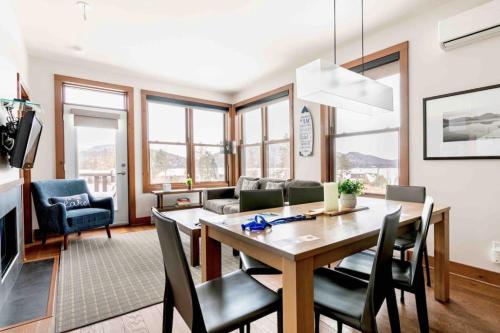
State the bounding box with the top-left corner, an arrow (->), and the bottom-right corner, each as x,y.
4,227 -> 499,333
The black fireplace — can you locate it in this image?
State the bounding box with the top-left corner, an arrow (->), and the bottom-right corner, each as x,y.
0,208 -> 18,279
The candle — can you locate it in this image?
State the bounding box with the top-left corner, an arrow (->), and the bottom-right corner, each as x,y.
324,182 -> 339,212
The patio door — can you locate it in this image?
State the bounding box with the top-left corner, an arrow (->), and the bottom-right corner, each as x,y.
63,105 -> 129,225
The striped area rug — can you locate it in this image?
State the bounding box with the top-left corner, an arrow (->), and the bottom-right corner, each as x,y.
56,229 -> 239,332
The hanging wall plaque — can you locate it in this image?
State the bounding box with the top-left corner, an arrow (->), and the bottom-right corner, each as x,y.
299,106 -> 313,156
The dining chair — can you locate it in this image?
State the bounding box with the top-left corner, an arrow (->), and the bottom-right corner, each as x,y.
336,197 -> 434,333
288,186 -> 324,205
153,208 -> 282,333
386,185 -> 431,303
314,206 -> 402,333
238,189 -> 284,275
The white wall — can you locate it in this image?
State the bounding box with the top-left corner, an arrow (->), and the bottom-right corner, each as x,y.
28,56 -> 232,224
234,0 -> 500,272
0,0 -> 29,184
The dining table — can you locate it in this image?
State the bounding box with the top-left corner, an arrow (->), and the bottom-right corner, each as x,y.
199,196 -> 450,333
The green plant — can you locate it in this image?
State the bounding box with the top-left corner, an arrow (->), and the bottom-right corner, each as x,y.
338,179 -> 364,195
186,176 -> 193,186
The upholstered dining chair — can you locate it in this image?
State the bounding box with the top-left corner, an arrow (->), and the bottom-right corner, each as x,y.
386,185 -> 431,303
238,189 -> 284,276
288,186 -> 324,205
314,207 -> 402,333
153,208 -> 282,333
336,197 -> 434,333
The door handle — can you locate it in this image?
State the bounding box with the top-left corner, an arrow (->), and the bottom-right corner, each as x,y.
117,171 -> 127,175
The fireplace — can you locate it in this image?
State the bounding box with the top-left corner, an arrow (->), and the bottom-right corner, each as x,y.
0,208 -> 18,279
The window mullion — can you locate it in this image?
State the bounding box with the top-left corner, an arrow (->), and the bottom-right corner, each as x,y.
186,107 -> 194,184
262,106 -> 267,177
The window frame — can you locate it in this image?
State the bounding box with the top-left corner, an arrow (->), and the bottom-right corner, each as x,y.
321,42 -> 409,196
141,90 -> 232,192
235,84 -> 294,180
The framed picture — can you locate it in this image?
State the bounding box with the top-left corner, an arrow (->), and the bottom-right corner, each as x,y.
424,84 -> 500,160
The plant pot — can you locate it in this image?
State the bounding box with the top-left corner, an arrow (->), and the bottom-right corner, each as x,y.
187,184 -> 192,190
340,193 -> 357,209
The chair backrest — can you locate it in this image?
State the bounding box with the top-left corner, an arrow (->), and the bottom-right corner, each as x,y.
32,179 -> 91,205
362,206 -> 401,330
239,189 -> 284,212
386,185 -> 426,203
153,208 -> 206,332
288,186 -> 324,206
410,196 -> 434,286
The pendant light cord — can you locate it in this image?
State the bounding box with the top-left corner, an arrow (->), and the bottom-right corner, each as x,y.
333,0 -> 337,64
361,0 -> 365,75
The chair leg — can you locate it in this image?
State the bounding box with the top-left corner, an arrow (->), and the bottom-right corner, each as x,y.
233,248 -> 239,256
277,306 -> 283,333
63,234 -> 68,250
77,231 -> 81,236
415,274 -> 430,333
239,327 -> 244,333
162,300 -> 173,333
314,312 -> 320,333
337,321 -> 343,333
41,232 -> 47,246
386,288 -> 401,333
246,323 -> 250,333
105,225 -> 112,238
400,250 -> 405,304
423,247 -> 431,287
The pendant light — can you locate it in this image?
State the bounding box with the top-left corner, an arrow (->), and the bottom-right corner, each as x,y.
296,0 -> 394,115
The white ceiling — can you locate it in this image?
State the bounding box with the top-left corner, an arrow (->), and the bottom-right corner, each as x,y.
15,0 -> 449,95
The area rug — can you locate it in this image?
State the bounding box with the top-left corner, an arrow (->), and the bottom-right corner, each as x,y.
56,229 -> 239,332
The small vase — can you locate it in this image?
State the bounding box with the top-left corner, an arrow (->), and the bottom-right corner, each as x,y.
340,193 -> 357,209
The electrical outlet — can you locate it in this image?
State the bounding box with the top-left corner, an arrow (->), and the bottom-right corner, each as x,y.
492,241 -> 500,263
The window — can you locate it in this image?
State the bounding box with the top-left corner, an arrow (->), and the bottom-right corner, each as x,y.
64,84 -> 126,110
328,44 -> 408,195
142,91 -> 230,191
237,85 -> 293,179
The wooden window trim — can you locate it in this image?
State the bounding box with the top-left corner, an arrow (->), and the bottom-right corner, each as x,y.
235,83 -> 294,179
141,89 -> 232,192
320,42 -> 409,194
54,75 -> 137,224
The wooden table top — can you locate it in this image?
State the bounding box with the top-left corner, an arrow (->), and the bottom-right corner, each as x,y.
160,207 -> 219,231
199,196 -> 450,261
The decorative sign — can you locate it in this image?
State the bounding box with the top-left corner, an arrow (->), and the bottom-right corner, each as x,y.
299,106 -> 313,156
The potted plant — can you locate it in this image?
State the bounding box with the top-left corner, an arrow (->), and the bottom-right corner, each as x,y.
338,179 -> 364,208
186,176 -> 193,190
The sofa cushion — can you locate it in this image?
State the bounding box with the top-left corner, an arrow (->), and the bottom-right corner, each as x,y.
66,208 -> 110,227
284,179 -> 322,202
204,198 -> 239,214
257,178 -> 286,190
49,193 -> 90,211
264,181 -> 285,190
222,203 -> 240,214
235,177 -> 259,198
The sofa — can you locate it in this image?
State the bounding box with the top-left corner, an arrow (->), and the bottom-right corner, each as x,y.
32,179 -> 114,250
203,176 -> 321,214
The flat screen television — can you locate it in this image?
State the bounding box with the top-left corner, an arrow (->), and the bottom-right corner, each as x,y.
10,111 -> 43,169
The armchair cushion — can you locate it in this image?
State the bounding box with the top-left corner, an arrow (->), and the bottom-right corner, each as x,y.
49,193 -> 91,210
66,208 -> 111,229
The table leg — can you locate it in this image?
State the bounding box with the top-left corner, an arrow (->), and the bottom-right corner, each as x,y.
434,210 -> 450,302
282,257 -> 314,333
190,230 -> 200,267
201,225 -> 221,282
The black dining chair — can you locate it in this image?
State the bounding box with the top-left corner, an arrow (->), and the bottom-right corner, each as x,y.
153,208 -> 282,333
336,197 -> 434,333
288,186 -> 324,205
386,185 -> 431,303
238,189 -> 284,276
314,206 -> 402,333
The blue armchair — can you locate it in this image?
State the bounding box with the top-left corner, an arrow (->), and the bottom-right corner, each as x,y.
31,179 -> 114,250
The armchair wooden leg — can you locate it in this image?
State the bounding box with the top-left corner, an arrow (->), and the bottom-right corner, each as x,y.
77,231 -> 81,236
105,225 -> 112,238
63,234 -> 68,251
41,232 -> 47,246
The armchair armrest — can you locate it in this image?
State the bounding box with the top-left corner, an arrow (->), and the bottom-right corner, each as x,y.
204,187 -> 236,200
46,202 -> 67,234
89,195 -> 114,211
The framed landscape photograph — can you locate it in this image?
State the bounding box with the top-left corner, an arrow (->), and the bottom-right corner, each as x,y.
424,84 -> 500,160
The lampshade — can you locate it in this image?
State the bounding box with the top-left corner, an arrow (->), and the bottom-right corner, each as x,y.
296,58 -> 394,115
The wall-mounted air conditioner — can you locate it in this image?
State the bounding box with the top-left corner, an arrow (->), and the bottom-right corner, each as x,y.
438,0 -> 500,50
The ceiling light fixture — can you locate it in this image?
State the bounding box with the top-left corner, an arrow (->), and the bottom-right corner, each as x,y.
296,0 -> 394,115
76,1 -> 90,21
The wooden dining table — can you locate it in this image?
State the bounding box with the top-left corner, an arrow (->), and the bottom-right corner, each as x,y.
199,196 -> 450,333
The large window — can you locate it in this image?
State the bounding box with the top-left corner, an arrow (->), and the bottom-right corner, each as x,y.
142,91 -> 230,191
237,85 -> 293,179
328,43 -> 408,195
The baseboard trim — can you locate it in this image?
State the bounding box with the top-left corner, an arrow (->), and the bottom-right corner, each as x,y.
133,216 -> 152,226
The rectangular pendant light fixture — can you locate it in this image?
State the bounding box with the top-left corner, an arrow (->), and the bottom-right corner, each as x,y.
296,58 -> 394,115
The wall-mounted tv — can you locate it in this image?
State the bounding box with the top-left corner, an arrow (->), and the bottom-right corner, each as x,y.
10,111 -> 43,169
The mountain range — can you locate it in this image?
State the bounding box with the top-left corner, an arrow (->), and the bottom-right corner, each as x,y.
338,151 -> 397,168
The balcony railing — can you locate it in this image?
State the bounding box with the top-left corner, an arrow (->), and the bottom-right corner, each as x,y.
79,170 -> 116,194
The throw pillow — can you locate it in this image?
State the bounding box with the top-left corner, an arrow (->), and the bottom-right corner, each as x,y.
240,179 -> 259,191
235,176 -> 259,198
49,193 -> 91,211
265,181 -> 285,190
